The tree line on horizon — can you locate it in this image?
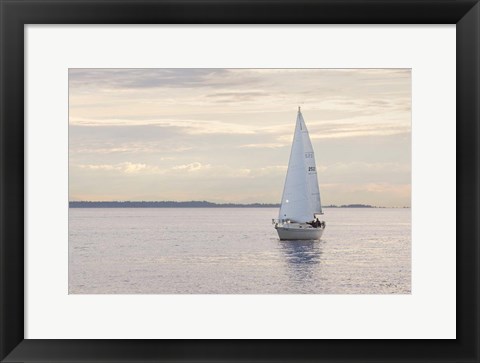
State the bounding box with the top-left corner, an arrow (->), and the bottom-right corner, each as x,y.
69,201 -> 381,208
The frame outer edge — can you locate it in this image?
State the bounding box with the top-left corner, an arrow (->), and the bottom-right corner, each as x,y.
0,1 -> 26,362
0,0 -> 479,362
457,1 -> 480,361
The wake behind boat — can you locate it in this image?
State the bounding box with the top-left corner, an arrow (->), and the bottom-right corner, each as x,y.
273,107 -> 325,240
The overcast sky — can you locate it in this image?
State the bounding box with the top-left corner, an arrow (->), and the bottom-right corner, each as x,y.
69,68 -> 411,207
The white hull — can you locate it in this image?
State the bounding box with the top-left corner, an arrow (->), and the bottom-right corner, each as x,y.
275,224 -> 324,240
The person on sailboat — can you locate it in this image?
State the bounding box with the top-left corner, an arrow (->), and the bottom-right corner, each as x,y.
307,217 -> 320,228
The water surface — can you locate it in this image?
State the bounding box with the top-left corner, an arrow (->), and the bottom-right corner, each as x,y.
69,208 -> 411,294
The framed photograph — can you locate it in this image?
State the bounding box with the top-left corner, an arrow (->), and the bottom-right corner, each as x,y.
67,67 -> 412,295
1,0 -> 478,362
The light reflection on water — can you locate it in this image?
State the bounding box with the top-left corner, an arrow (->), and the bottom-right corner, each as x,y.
69,208 -> 410,294
279,240 -> 322,283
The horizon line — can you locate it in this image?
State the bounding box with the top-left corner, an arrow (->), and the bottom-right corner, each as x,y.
69,201 -> 411,208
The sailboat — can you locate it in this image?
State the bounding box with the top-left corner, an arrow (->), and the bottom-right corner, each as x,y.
273,107 -> 325,240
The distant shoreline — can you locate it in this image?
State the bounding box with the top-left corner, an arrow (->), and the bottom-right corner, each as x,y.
69,201 -> 408,208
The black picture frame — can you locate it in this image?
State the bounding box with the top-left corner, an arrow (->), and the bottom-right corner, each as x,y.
1,0 -> 479,362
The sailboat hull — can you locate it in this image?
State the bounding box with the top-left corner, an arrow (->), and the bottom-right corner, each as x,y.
275,224 -> 324,240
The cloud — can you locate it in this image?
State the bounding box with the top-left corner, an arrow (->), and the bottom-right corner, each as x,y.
69,117 -> 257,135
77,164 -> 118,171
250,165 -> 288,177
69,69 -> 232,89
172,162 -> 209,172
310,123 -> 410,139
205,91 -> 269,103
239,143 -> 286,149
319,162 -> 411,184
74,162 -> 289,179
206,91 -> 267,98
70,115 -> 410,143
321,182 -> 411,207
78,162 -> 159,175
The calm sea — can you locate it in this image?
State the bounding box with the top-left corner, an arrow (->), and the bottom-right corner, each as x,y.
69,208 -> 411,294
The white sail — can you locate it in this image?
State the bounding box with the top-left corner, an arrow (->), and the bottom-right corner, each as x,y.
278,109 -> 322,223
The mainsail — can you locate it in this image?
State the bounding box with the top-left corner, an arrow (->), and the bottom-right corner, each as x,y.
278,108 -> 322,223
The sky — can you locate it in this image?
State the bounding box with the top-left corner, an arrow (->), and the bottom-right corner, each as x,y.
69,68 -> 411,207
